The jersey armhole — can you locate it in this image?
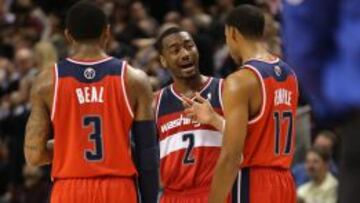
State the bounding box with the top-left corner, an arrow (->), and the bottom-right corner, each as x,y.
218,79 -> 224,111
243,65 -> 267,125
121,61 -> 134,118
51,63 -> 58,121
154,89 -> 164,123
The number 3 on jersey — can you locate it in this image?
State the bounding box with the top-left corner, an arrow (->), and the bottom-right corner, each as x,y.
83,116 -> 104,162
274,111 -> 294,155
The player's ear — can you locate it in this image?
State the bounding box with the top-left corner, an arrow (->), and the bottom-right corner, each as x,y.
64,29 -> 75,45
159,55 -> 168,68
101,25 -> 111,47
103,25 -> 111,41
230,27 -> 238,42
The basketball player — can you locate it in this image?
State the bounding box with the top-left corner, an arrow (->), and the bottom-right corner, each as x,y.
24,2 -> 159,203
154,27 -> 230,203
184,5 -> 299,203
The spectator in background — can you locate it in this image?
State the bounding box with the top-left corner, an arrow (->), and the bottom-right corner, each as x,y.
292,131 -> 339,186
130,1 -> 158,37
13,165 -> 49,203
0,139 -> 10,203
34,41 -> 58,70
297,147 -> 338,203
163,11 -> 182,24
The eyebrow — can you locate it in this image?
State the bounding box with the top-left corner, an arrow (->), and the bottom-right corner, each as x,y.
167,42 -> 179,49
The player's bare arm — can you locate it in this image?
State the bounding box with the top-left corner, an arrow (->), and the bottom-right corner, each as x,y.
126,64 -> 154,120
126,64 -> 159,203
209,69 -> 260,203
24,67 -> 53,166
182,93 -> 225,132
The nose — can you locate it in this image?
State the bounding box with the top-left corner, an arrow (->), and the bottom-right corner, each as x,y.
179,47 -> 191,61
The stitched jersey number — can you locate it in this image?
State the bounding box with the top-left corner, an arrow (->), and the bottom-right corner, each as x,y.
182,133 -> 195,164
83,116 -> 103,161
274,111 -> 294,155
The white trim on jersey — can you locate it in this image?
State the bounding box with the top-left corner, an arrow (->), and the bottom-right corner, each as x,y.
244,65 -> 267,125
218,79 -> 224,110
121,61 -> 134,118
160,129 -> 222,159
244,57 -> 280,64
169,77 -> 213,102
155,88 -> 164,123
51,63 -> 58,121
238,170 -> 242,203
66,57 -> 113,65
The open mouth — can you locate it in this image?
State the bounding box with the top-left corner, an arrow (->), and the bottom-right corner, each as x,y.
180,62 -> 195,69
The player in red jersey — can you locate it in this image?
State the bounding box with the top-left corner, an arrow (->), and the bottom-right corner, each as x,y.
184,5 -> 299,203
154,27 -> 231,203
24,2 -> 159,203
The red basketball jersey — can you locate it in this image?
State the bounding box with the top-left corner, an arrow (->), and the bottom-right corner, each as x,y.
51,57 -> 136,179
155,78 -> 224,192
240,58 -> 299,169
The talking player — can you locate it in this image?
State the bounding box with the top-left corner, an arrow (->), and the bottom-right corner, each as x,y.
154,27 -> 230,203
23,2 -> 159,203
185,5 -> 299,203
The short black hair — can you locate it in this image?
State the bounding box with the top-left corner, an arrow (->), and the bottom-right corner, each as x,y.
308,147 -> 331,163
65,1 -> 108,41
225,5 -> 265,39
155,26 -> 187,53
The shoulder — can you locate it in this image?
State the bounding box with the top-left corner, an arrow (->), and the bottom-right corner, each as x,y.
32,67 -> 53,97
125,64 -> 153,104
126,64 -> 151,91
30,66 -> 54,109
224,69 -> 259,95
297,182 -> 311,196
324,173 -> 339,188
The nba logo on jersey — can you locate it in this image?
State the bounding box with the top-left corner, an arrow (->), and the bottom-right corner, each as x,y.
84,67 -> 96,80
274,65 -> 282,77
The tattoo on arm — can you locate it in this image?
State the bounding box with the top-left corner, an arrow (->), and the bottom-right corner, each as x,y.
24,69 -> 53,166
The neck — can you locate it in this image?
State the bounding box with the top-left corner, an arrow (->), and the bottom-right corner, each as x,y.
238,40 -> 272,63
173,74 -> 208,97
313,172 -> 327,186
70,43 -> 108,60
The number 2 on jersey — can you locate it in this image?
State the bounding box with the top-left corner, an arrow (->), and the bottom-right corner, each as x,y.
182,133 -> 195,164
274,111 -> 293,155
83,116 -> 104,161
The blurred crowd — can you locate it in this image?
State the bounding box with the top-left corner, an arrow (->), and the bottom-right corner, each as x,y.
0,0 -> 356,202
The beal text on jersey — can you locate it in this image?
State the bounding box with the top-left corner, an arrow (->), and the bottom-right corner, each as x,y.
75,86 -> 104,104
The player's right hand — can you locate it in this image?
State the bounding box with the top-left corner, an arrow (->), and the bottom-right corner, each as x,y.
181,92 -> 217,125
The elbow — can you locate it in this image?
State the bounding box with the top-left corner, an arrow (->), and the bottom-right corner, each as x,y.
24,150 -> 47,167
219,150 -> 242,167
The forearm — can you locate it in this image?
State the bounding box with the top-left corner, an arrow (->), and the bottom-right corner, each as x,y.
138,168 -> 159,203
209,153 -> 239,203
24,144 -> 52,166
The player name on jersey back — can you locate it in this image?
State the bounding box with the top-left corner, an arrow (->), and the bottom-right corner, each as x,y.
274,88 -> 292,106
75,86 -> 104,104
